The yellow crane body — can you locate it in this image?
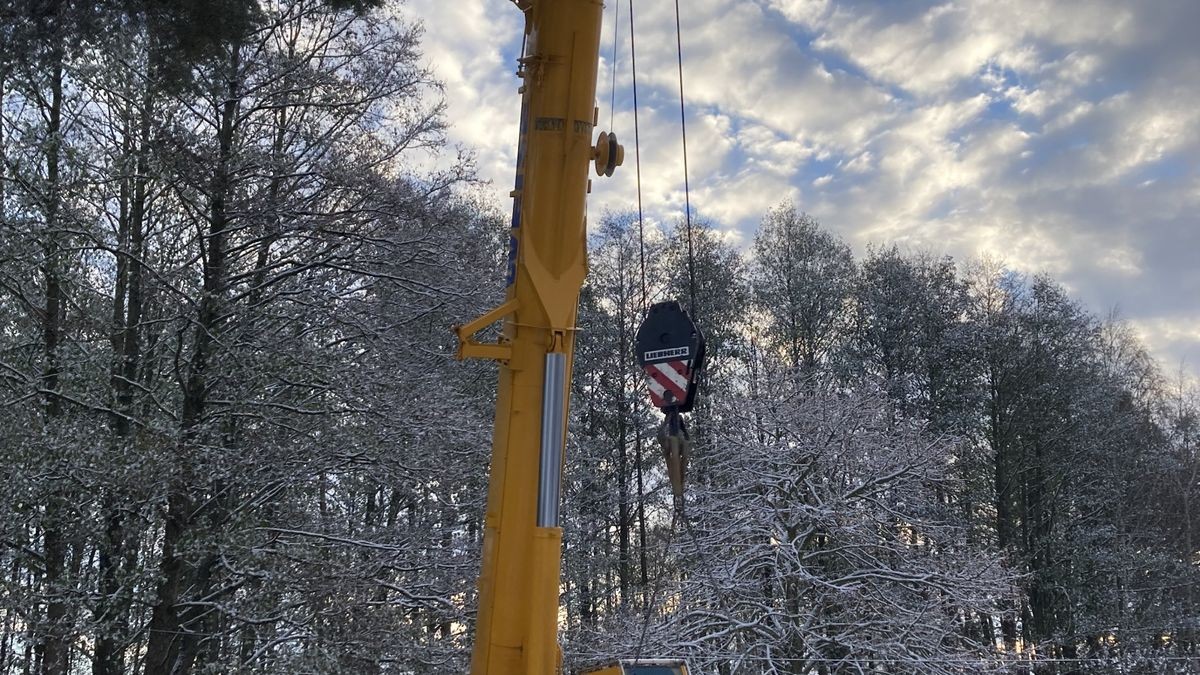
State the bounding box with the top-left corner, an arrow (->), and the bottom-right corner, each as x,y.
454,0 -> 618,673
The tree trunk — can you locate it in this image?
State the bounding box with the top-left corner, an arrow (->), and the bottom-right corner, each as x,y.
144,49 -> 240,675
616,261 -> 631,606
94,85 -> 152,675
39,50 -> 71,675
989,359 -> 1020,650
635,430 -> 648,589
1,69 -> 6,225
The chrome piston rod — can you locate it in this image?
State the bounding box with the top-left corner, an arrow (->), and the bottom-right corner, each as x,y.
537,352 -> 567,527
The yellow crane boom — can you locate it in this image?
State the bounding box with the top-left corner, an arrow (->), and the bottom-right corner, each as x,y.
454,1 -> 621,672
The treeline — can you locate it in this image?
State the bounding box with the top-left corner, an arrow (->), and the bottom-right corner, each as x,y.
1,1 -> 502,673
563,207 -> 1198,674
1,1 -> 1197,674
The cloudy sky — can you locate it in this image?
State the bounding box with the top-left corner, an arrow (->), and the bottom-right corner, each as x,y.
401,0 -> 1199,378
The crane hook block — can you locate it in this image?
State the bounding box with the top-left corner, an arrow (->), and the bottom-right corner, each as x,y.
635,301 -> 706,413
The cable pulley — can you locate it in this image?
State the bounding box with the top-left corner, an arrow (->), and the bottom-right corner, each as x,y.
594,131 -> 624,177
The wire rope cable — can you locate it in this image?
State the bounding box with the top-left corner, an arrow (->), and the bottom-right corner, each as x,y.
627,0 -> 649,315
625,1 -> 667,666
678,507 -> 736,612
671,0 -> 706,402
673,0 -> 698,321
627,1 -> 727,665
608,0 -> 620,132
632,513 -> 676,665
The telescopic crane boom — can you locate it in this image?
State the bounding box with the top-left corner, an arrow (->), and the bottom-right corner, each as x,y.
453,1 -> 621,673
455,3 -> 697,674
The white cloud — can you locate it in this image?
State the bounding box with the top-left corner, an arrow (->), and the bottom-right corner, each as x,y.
398,0 -> 525,200
1131,317 -> 1200,374
764,0 -> 832,26
809,0 -> 1134,96
403,0 -> 1200,378
1098,246 -> 1144,277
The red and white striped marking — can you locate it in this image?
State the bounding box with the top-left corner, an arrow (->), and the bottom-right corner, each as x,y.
645,360 -> 690,408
